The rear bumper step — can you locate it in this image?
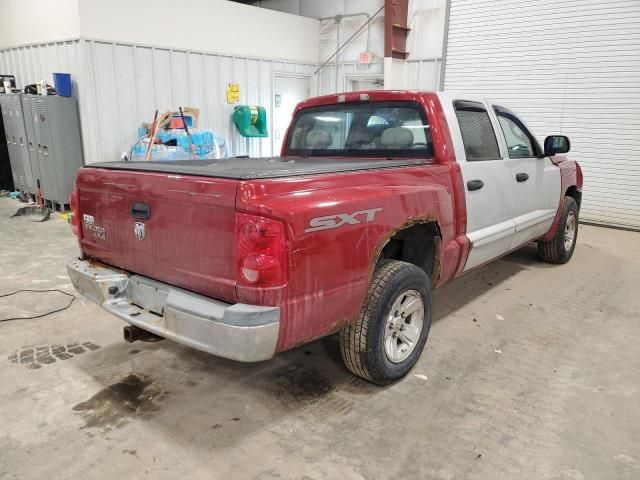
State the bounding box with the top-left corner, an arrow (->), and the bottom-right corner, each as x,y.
67,258 -> 280,362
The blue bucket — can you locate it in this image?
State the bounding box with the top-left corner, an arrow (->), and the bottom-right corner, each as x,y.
52,72 -> 72,97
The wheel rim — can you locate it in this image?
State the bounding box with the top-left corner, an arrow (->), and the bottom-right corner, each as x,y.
564,211 -> 576,251
384,290 -> 424,363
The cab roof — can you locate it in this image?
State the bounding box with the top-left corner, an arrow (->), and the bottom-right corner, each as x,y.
295,90 -> 439,111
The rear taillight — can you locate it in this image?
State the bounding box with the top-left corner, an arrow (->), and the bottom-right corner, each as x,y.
69,188 -> 79,237
236,213 -> 287,287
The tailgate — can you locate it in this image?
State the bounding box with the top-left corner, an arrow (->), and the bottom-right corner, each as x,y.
75,167 -> 238,303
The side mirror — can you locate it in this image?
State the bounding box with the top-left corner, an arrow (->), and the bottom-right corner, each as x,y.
544,135 -> 570,156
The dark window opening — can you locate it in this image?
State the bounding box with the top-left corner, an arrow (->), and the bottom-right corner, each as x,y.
454,100 -> 501,161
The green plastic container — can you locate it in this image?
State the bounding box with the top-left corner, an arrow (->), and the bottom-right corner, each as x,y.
232,105 -> 268,138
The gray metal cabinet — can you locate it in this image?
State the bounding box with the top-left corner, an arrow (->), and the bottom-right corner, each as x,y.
1,94 -> 83,204
32,98 -> 56,201
32,96 -> 84,207
0,94 -> 24,190
6,94 -> 36,193
20,95 -> 40,192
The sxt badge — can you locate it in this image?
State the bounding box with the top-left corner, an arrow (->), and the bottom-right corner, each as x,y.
305,208 -> 382,233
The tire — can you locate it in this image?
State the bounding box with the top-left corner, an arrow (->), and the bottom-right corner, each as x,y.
538,196 -> 579,264
340,260 -> 431,385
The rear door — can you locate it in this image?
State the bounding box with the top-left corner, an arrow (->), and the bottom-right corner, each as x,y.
443,97 -> 516,271
492,106 -> 560,248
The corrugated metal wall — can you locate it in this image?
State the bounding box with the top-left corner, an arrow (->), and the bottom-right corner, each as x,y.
1,39 -> 442,166
0,40 -> 81,82
406,59 -> 441,90
443,0 -> 640,230
0,39 -> 317,163
0,40 -> 96,163
315,59 -> 440,92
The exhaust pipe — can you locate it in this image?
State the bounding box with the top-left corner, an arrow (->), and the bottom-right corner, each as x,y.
123,325 -> 164,343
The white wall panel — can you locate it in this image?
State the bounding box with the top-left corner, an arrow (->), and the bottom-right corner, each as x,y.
113,44 -> 138,148
78,0 -> 319,64
100,43 -> 316,161
317,61 -> 384,94
1,40 -> 316,164
0,40 -> 96,166
444,0 -> 640,230
0,41 -> 81,88
407,0 -> 446,59
405,59 -> 440,91
319,14 -> 385,65
91,41 -> 120,164
0,0 -> 80,49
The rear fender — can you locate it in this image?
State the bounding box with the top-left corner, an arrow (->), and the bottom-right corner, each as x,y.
237,165 -> 459,351
369,215 -> 442,287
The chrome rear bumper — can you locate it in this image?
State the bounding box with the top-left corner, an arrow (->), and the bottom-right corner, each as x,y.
67,258 -> 280,362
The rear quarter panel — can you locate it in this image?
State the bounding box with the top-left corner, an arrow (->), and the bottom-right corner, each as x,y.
237,164 -> 462,352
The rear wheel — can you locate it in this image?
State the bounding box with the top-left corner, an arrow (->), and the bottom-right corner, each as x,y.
340,260 -> 431,385
538,196 -> 579,264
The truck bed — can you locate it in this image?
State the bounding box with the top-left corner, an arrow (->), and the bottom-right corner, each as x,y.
87,156 -> 429,180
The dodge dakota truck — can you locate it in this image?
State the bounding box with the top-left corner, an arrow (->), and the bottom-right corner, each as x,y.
67,90 -> 582,384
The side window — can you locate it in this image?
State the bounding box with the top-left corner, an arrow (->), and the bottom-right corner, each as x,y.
454,101 -> 501,161
494,107 -> 538,158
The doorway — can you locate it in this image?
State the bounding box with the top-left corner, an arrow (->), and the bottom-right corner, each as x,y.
272,74 -> 311,156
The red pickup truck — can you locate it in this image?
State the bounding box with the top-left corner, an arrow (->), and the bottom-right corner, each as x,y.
67,90 -> 582,384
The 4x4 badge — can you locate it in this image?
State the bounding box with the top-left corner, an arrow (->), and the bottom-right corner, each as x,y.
134,222 -> 145,241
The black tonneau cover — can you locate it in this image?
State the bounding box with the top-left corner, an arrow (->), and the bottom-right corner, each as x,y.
86,156 -> 429,180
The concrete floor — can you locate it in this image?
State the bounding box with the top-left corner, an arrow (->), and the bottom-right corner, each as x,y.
0,196 -> 639,480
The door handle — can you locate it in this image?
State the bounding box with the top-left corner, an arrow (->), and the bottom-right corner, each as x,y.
131,202 -> 151,220
516,173 -> 529,182
467,179 -> 484,191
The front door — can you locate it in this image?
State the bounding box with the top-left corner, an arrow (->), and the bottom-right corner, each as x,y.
492,107 -> 561,248
452,100 -> 516,272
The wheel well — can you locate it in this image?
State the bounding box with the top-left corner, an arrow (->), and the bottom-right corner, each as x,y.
565,186 -> 582,208
377,222 -> 441,284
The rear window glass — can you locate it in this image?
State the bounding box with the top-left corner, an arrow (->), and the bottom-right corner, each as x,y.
286,101 -> 433,158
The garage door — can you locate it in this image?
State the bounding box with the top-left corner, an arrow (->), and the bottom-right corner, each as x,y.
443,0 -> 640,230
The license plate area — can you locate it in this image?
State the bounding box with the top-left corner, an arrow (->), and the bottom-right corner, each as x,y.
126,275 -> 170,315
